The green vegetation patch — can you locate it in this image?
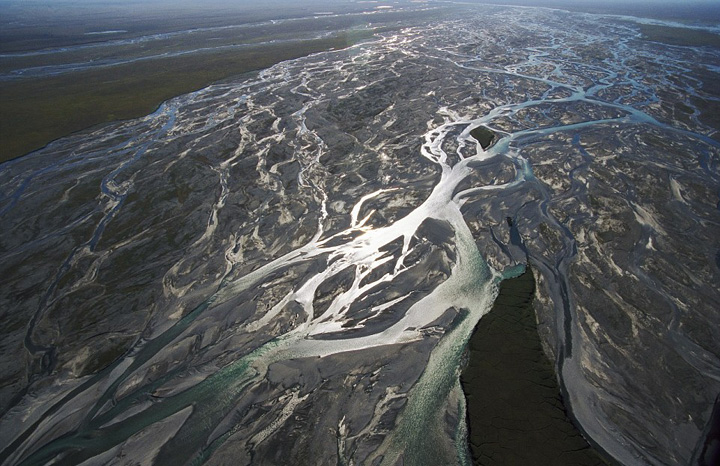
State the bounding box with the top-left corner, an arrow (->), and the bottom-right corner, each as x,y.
470,125 -> 496,149
0,32 -> 373,163
639,24 -> 720,48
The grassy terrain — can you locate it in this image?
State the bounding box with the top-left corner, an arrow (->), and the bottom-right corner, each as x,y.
0,1 -> 441,163
470,126 -> 496,149
0,33 -> 375,162
639,24 -> 720,48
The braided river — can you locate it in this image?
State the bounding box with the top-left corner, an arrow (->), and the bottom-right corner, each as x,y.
1,4 -> 719,465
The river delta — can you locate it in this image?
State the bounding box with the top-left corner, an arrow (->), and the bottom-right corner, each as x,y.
1,2 -> 719,465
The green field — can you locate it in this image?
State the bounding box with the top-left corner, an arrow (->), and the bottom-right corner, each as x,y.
0,33 -> 370,162
0,4 -> 438,163
639,24 -> 720,48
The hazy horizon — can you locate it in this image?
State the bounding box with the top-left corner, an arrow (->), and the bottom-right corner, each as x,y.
2,0 -> 719,22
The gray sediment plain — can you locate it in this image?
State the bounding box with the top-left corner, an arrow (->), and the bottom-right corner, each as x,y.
1,4 -> 719,465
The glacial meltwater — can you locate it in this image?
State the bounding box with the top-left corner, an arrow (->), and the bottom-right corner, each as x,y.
1,4 -> 719,465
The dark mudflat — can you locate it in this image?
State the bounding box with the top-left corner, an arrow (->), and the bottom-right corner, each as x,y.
461,268 -> 610,465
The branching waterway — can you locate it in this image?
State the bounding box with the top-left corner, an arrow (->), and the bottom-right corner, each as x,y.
1,5 -> 719,465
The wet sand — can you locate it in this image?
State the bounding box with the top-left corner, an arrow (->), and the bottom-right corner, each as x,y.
461,268 -> 611,465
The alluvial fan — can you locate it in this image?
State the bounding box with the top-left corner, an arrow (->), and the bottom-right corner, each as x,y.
1,5 -> 719,466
